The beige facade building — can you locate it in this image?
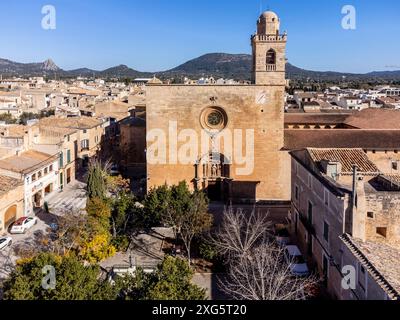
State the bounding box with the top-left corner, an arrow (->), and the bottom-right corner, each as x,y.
290,148 -> 400,300
0,150 -> 60,217
38,116 -> 106,169
31,125 -> 79,190
0,175 -> 24,234
146,11 -> 290,202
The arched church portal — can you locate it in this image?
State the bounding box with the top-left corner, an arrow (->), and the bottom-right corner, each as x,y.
194,152 -> 232,202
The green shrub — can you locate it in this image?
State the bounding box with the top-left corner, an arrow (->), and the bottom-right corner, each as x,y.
199,242 -> 217,261
111,235 -> 130,252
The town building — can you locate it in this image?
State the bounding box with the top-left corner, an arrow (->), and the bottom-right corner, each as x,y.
0,175 -> 24,234
0,150 -> 60,216
146,11 -> 290,202
38,116 -> 106,169
289,148 -> 400,300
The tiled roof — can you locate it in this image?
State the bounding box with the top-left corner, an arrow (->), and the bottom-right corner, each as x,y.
0,125 -> 29,137
284,129 -> 400,150
307,148 -> 379,173
39,116 -> 103,130
284,113 -> 350,125
379,174 -> 400,188
0,150 -> 57,174
344,109 -> 400,129
0,175 -> 22,196
340,234 -> 400,300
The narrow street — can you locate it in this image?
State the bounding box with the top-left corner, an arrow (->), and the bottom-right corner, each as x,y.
0,181 -> 88,282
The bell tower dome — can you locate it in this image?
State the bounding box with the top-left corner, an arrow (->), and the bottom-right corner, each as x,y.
251,11 -> 287,85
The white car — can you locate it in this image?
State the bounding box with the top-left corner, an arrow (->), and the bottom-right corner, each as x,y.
285,245 -> 310,277
274,224 -> 291,246
0,237 -> 12,250
10,217 -> 38,234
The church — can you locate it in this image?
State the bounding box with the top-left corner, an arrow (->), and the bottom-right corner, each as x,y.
146,11 -> 291,203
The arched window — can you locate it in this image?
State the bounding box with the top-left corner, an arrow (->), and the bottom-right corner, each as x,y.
266,49 -> 276,65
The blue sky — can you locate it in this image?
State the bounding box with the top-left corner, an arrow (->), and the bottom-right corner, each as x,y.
0,0 -> 399,73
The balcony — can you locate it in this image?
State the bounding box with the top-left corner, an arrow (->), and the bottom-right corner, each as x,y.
266,64 -> 276,71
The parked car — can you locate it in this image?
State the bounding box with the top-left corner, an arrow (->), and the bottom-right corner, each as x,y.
10,217 -> 38,234
284,245 -> 310,277
274,224 -> 291,246
0,237 -> 12,250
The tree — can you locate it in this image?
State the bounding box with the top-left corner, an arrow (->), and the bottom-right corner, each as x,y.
2,253 -> 118,300
160,182 -> 194,245
78,233 -> 116,264
51,210 -> 87,256
212,208 -> 317,300
180,190 -> 212,264
121,256 -> 206,300
220,246 -> 317,300
0,113 -> 17,124
211,207 -> 272,261
111,192 -> 135,237
141,184 -> 171,228
86,197 -> 112,232
87,159 -> 109,200
81,197 -> 116,263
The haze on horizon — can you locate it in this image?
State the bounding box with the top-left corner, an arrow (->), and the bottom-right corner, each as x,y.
0,0 -> 399,74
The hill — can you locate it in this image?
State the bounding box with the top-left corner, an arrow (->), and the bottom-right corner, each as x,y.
1,54 -> 400,82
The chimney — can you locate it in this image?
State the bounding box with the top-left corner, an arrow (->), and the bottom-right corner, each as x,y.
321,160 -> 342,180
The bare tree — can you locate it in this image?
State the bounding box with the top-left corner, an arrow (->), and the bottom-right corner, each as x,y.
52,210 -> 88,255
213,207 -> 318,300
220,246 -> 317,300
211,207 -> 272,260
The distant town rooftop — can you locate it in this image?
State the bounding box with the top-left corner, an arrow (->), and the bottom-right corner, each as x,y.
39,116 -> 104,130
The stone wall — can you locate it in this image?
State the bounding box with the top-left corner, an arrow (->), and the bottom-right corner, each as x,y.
365,192 -> 400,246
146,84 -> 289,201
0,184 -> 24,234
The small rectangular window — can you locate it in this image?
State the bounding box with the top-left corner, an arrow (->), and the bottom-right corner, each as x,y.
367,212 -> 374,219
32,174 -> 36,182
392,161 -> 398,171
377,227 -> 387,238
308,201 -> 313,223
49,165 -> 53,172
323,222 -> 329,243
324,189 -> 329,206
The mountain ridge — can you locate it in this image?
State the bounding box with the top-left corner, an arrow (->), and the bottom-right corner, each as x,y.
1,54 -> 400,81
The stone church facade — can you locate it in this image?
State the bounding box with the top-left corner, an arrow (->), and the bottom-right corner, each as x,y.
146,11 -> 291,202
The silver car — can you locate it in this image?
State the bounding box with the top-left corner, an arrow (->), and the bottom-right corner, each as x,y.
0,237 -> 12,251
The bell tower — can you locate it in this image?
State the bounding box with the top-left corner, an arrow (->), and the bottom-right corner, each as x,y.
251,11 -> 287,85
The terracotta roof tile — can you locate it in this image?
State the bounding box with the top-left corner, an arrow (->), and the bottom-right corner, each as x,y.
307,148 -> 379,173
345,109 -> 400,129
284,129 -> 400,150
